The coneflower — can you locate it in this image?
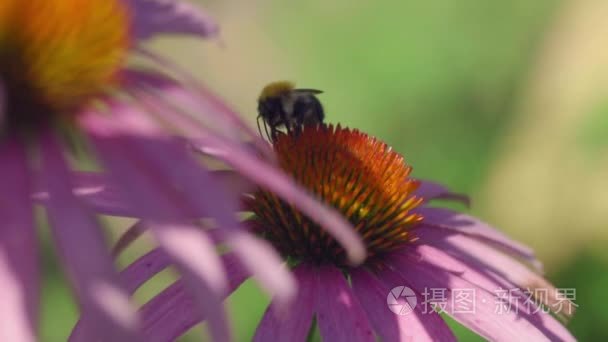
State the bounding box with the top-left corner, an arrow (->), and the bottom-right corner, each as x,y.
114,124 -> 575,341
0,1 -> 362,341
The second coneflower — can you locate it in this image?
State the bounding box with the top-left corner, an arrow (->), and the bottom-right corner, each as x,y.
117,124 -> 575,341
1,1 -> 363,341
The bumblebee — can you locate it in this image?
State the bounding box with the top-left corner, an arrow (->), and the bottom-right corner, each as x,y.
257,81 -> 325,140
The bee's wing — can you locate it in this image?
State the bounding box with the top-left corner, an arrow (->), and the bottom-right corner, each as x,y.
294,88 -> 323,95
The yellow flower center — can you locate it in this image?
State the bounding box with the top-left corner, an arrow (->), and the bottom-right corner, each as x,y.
0,0 -> 130,132
247,125 -> 423,268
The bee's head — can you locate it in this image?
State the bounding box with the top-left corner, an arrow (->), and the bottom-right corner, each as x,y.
258,81 -> 296,102
257,81 -> 295,125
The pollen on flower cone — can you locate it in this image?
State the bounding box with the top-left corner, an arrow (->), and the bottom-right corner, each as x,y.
0,0 -> 130,113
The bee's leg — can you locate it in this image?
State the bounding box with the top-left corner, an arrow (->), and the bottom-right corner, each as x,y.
263,121 -> 273,142
256,115 -> 264,137
270,128 -> 281,142
311,96 -> 325,126
279,109 -> 293,136
257,116 -> 271,141
294,112 -> 305,137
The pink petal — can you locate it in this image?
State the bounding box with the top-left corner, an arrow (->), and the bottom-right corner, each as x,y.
82,103 -> 243,225
413,226 -> 569,318
414,207 -> 541,271
412,180 -> 470,206
128,0 -> 219,41
150,222 -> 230,342
0,141 -> 38,342
112,222 -> 147,257
140,280 -> 195,341
32,171 -> 135,217
139,254 -> 250,341
110,219 -> 237,261
84,104 -> 295,302
125,62 -> 271,158
387,247 -> 575,341
192,136 -> 366,264
79,139 -> 181,222
70,248 -> 172,341
115,222 -> 295,308
351,268 -> 455,342
116,132 -> 293,301
32,170 -> 252,218
316,266 -> 375,342
39,132 -> 138,341
253,265 -> 317,341
82,118 -> 244,341
223,230 -> 296,305
120,248 -> 172,294
117,136 -> 241,224
82,105 -> 231,222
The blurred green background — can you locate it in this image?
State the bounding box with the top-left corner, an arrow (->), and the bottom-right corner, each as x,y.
40,0 -> 608,340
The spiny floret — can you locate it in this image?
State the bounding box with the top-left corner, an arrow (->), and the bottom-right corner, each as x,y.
248,124 -> 423,267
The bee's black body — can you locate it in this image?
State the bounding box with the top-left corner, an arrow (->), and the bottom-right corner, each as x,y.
257,81 -> 325,140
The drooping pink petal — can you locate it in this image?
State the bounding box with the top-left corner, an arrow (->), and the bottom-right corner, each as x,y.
222,230 -> 295,305
109,220 -> 257,264
414,207 -> 542,271
33,169 -> 252,218
316,266 -> 375,342
114,135 -> 241,224
82,117 -> 236,341
84,103 -> 295,302
413,226 -> 569,319
84,132 -> 193,217
39,131 -> 138,341
125,59 -> 272,158
32,171 -> 134,217
81,116 -> 232,332
112,222 -> 147,257
109,128 -> 293,301
412,180 -> 470,206
120,248 -> 172,294
253,265 -> 317,341
351,268 -> 456,342
140,280 -> 195,341
150,222 -> 230,342
409,243 -> 574,340
70,248 -> 173,341
88,94 -> 313,303
127,0 -> 219,41
100,130 -> 293,300
139,253 -> 250,341
0,141 -> 38,342
82,102 -> 242,225
387,247 -> 575,341
192,136 -> 366,264
74,218 -> 235,342
81,125 -> 183,222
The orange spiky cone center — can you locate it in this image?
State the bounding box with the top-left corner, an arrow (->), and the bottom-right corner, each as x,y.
247,125 -> 424,268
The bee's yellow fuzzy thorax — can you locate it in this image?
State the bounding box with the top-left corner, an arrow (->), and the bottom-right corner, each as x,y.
258,81 -> 295,101
0,0 -> 131,112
